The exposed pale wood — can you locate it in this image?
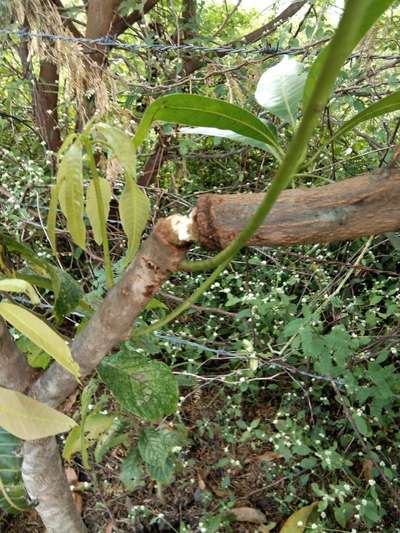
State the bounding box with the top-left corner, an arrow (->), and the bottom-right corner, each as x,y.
194,169 -> 400,250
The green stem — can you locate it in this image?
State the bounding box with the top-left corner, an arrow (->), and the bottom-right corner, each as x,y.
82,137 -> 113,289
180,0 -> 368,273
133,257 -> 230,337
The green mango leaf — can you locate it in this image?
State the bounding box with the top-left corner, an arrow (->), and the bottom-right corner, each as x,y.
133,94 -> 280,153
255,56 -> 306,125
86,178 -> 112,245
334,90 -> 400,139
119,178 -> 150,264
280,502 -> 318,532
0,301 -> 80,379
57,141 -> 86,249
304,0 -> 396,110
180,126 -> 282,160
93,123 -> 136,178
0,278 -> 39,304
0,387 -> 77,441
98,351 -> 179,421
63,413 -> 114,461
0,427 -> 29,514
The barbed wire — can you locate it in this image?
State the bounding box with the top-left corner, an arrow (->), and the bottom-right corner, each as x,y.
0,27 -> 283,56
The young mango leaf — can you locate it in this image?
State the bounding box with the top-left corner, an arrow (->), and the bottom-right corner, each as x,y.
334,90 -> 400,139
0,301 -> 80,379
98,351 -> 179,422
280,502 -> 318,532
255,56 -> 306,125
93,123 -> 136,179
86,178 -> 112,245
304,0 -> 396,110
119,178 -> 150,264
0,279 -> 39,304
57,141 -> 86,249
180,126 -> 282,161
133,94 -> 280,152
0,427 -> 29,514
0,387 -> 77,441
16,337 -> 51,370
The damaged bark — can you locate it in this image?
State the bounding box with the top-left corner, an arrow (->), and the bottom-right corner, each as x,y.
194,168 -> 400,250
21,218 -> 190,533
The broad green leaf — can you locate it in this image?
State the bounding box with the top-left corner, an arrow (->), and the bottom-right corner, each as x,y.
138,427 -> 176,484
0,427 -> 29,514
180,127 -> 282,160
120,448 -> 144,490
353,414 -> 371,437
0,387 -> 77,441
255,56 -> 306,125
57,141 -> 86,249
98,351 -> 179,422
0,301 -> 80,379
334,91 -> 400,139
304,0 -> 396,110
133,94 -> 281,153
94,123 -> 136,178
86,178 -> 112,245
47,183 -> 59,254
0,279 -> 39,304
119,178 -> 150,263
63,413 -> 114,461
280,502 -> 318,533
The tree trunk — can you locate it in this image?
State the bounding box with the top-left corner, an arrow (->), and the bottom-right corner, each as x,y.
193,168 -> 400,250
21,216 -> 191,531
33,60 -> 61,153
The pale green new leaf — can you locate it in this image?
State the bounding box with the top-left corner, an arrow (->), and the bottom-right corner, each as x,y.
119,178 -> 150,263
255,56 -> 306,125
0,301 -> 80,379
86,178 -> 112,245
63,413 -> 114,461
334,90 -> 400,139
0,387 -> 77,441
94,123 -> 136,178
280,502 -> 318,533
0,279 -> 39,304
57,141 -> 86,249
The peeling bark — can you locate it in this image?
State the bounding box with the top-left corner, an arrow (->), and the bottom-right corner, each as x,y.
194,169 -> 400,250
21,219 -> 189,532
0,317 -> 36,392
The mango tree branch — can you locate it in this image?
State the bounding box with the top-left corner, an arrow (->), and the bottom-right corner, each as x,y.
21,217 -> 191,533
193,168 -> 400,251
0,317 -> 35,392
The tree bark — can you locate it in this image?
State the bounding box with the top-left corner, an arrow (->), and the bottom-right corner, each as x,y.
21,217 -> 190,532
0,317 -> 36,392
193,168 -> 400,250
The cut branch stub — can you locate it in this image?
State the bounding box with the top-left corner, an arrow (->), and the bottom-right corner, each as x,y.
194,169 -> 400,250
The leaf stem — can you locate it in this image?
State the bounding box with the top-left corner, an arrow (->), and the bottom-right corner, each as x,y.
82,137 -> 113,289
